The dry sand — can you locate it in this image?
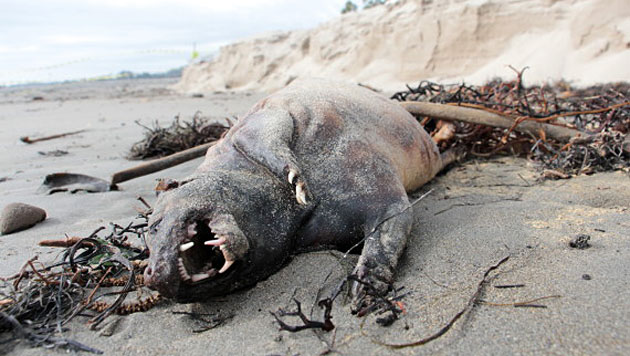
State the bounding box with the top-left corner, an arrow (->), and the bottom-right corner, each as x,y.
175,0 -> 630,94
1,78 -> 630,355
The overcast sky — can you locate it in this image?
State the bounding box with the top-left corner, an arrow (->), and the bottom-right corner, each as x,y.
0,0 -> 347,85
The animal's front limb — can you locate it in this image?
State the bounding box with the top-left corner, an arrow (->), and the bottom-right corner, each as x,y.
351,203 -> 413,309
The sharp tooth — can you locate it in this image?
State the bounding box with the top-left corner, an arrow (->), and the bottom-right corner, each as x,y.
179,241 -> 194,252
178,258 -> 191,280
191,273 -> 211,282
219,259 -> 234,273
204,236 -> 226,246
296,183 -> 307,205
187,223 -> 197,237
288,170 -> 296,184
218,246 -> 234,273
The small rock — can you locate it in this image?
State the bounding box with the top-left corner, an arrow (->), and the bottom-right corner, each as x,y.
0,203 -> 47,235
98,316 -> 122,337
582,274 -> 592,280
569,234 -> 591,249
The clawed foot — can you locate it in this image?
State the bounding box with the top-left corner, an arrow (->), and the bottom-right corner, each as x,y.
349,268 -> 393,315
287,168 -> 308,205
349,273 -> 405,327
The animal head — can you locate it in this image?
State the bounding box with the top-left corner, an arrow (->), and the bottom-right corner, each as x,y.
143,171 -> 303,302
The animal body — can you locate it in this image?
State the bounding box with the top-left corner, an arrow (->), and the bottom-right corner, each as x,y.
143,79 -> 453,305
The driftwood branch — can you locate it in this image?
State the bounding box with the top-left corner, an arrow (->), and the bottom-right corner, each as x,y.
400,101 -> 587,142
20,129 -> 86,144
111,142 -> 215,185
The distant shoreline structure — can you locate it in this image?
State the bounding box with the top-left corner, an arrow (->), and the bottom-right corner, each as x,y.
0,67 -> 184,88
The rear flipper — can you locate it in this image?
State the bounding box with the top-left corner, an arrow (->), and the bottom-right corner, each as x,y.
350,202 -> 413,311
231,109 -> 309,205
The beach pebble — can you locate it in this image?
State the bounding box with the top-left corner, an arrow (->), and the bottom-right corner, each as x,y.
0,203 -> 47,235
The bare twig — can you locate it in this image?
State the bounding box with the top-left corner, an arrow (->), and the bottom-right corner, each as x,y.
20,129 -> 86,144
481,295 -> 561,307
343,189 -> 434,257
39,236 -> 83,248
171,311 -> 234,333
493,284 -> 525,289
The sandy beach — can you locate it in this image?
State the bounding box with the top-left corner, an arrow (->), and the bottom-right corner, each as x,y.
1,78 -> 629,355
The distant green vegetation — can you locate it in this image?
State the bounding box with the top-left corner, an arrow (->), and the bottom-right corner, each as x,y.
117,67 -> 183,79
362,0 -> 388,9
341,0 -> 387,13
341,1 -> 358,13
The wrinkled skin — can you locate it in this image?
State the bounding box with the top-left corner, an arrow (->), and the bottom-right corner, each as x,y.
144,79 -> 445,305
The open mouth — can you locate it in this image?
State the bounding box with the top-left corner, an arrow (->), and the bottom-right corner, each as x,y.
177,220 -> 236,284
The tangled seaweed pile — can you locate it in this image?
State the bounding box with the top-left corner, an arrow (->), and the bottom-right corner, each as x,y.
128,112 -> 230,160
392,71 -> 630,177
0,202 -> 159,354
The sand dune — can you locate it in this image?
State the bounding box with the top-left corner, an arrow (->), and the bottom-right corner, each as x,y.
175,0 -> 630,94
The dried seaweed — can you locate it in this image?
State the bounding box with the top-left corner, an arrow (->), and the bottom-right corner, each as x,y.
271,298 -> 335,332
392,70 -> 630,177
128,112 -> 230,160
0,201 -> 160,353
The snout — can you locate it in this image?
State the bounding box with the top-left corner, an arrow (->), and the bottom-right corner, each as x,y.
143,259 -> 179,298
142,264 -> 158,289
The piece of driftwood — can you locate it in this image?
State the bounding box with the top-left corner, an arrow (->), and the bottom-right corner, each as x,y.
400,101 -> 586,142
20,130 -> 86,144
111,141 -> 215,184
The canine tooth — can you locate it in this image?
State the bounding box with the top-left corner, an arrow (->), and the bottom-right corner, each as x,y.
204,236 -> 226,246
219,259 -> 234,273
179,241 -> 194,252
187,223 -> 197,237
288,170 -> 296,184
296,182 -> 307,205
191,273 -> 211,282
